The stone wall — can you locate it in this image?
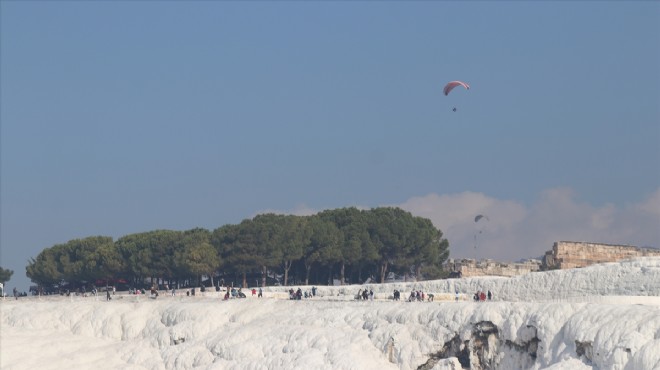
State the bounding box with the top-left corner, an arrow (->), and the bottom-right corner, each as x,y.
444,258 -> 541,278
542,241 -> 660,270
444,241 -> 660,277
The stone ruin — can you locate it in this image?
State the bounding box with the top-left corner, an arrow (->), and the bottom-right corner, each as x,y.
443,259 -> 541,278
542,241 -> 660,270
444,241 -> 660,278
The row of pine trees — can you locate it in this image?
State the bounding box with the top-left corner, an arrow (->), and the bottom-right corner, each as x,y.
26,207 -> 449,290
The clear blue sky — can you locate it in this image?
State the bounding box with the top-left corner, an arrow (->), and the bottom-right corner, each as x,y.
2,2 -> 659,292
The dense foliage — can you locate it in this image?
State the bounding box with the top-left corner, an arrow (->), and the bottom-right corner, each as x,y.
0,266 -> 13,284
26,207 -> 449,290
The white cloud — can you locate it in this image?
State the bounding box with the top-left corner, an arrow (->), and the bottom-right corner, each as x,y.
254,188 -> 659,262
396,187 -> 660,262
635,188 -> 660,217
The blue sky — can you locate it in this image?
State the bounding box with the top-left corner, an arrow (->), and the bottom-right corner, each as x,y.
2,2 -> 659,291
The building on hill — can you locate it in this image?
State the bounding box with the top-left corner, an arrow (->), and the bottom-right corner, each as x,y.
542,241 -> 660,270
443,258 -> 541,278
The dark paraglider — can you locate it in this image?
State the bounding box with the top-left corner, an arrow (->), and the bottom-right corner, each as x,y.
474,214 -> 489,259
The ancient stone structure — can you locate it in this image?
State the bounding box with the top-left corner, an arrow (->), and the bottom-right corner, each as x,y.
444,241 -> 660,278
444,258 -> 541,278
542,241 -> 660,270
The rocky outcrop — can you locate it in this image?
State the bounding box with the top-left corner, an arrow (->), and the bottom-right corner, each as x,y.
420,322 -> 541,370
575,340 -> 593,364
418,334 -> 469,369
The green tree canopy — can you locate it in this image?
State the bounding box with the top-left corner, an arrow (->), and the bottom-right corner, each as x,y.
26,207 -> 450,289
177,228 -> 218,286
0,266 -> 14,284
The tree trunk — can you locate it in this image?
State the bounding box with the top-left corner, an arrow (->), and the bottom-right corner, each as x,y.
340,262 -> 345,285
261,265 -> 267,287
380,261 -> 388,284
305,263 -> 312,286
242,272 -> 247,288
283,260 -> 291,286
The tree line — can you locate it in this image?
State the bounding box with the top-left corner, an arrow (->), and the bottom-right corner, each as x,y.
26,207 -> 449,290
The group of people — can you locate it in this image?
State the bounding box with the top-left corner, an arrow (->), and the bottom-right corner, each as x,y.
6,283 -> 496,304
473,290 -> 493,302
407,290 -> 434,302
224,287 -> 246,299
388,290 -> 434,302
288,286 -> 318,300
356,289 -> 374,300
385,289 -> 497,303
120,284 -> 268,300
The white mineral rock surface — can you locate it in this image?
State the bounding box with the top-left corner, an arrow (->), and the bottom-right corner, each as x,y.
2,258 -> 659,370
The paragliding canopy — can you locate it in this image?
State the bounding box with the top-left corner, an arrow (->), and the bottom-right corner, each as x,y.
474,214 -> 489,223
444,81 -> 470,96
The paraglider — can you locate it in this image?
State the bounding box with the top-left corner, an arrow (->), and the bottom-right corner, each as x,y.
474,214 -> 488,223
473,214 -> 489,259
444,80 -> 470,112
443,81 -> 470,96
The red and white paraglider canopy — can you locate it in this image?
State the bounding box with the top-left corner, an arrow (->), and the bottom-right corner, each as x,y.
443,81 -> 470,96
